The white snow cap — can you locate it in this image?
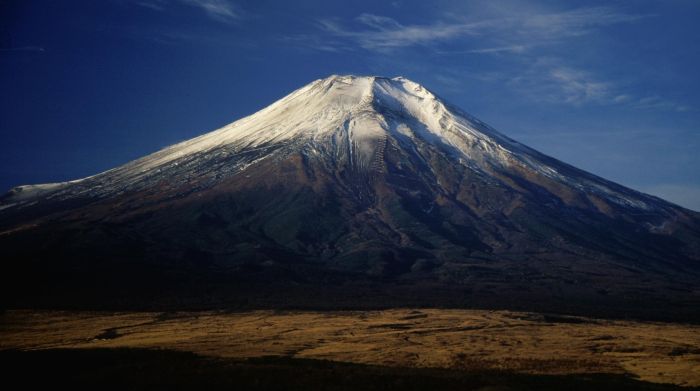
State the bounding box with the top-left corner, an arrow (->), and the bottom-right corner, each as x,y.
3,75 -> 657,211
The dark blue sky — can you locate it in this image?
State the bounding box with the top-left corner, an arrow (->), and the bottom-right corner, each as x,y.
1,0 -> 699,210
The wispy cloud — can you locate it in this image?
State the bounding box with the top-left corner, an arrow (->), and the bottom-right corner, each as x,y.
519,6 -> 650,38
133,0 -> 242,23
549,67 -> 610,104
279,34 -> 344,53
462,45 -> 527,54
317,15 -> 484,51
634,96 -> 692,112
134,1 -> 166,11
283,5 -> 687,112
613,94 -> 632,104
500,58 -> 612,105
180,0 -> 240,22
311,7 -> 647,53
507,60 -> 692,111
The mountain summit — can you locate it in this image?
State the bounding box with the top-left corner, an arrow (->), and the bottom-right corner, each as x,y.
2,75 -> 699,318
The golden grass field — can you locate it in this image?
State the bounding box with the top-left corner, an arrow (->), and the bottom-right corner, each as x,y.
1,309 -> 699,387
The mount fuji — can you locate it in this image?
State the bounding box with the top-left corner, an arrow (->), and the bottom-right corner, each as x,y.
2,75 -> 699,319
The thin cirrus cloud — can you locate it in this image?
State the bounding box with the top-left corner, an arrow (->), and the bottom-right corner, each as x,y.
488,60 -> 690,111
302,6 -> 690,112
462,45 -> 527,54
507,60 -> 612,106
634,96 -> 692,112
516,6 -> 649,38
317,14 -> 487,50
134,0 -> 241,23
315,6 -> 647,52
181,0 -> 240,22
317,16 -> 480,51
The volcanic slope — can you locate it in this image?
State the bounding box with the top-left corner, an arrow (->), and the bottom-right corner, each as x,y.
1,75 -> 699,318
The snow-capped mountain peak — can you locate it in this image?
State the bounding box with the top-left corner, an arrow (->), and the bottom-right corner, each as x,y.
0,75 -> 686,217
2,75 -> 699,314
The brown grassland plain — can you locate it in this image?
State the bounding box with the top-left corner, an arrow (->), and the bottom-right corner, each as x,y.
1,308 -> 699,387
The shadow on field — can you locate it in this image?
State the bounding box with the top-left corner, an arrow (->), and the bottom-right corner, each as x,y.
0,348 -> 692,390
